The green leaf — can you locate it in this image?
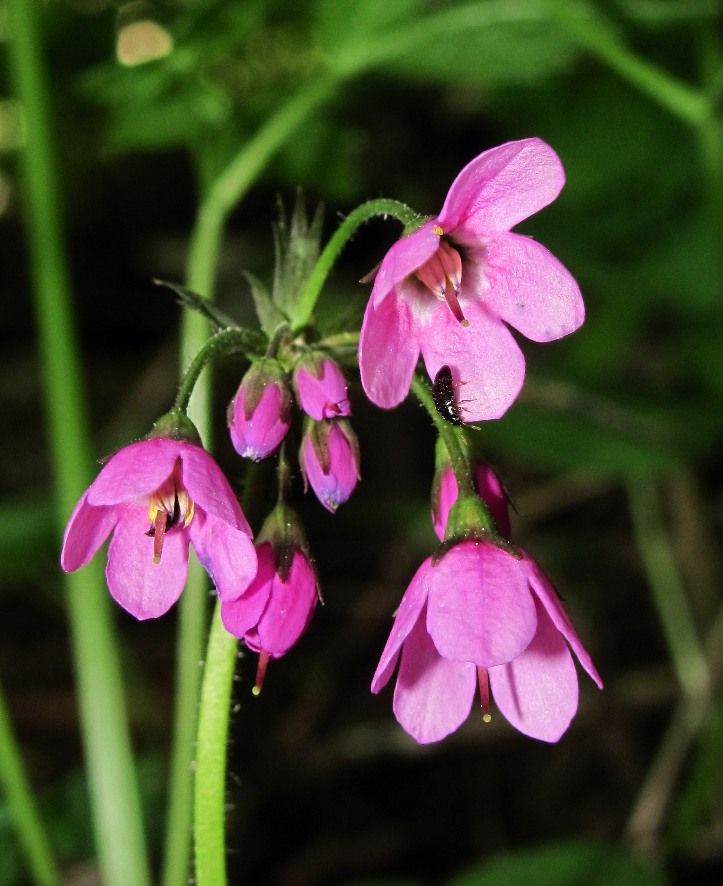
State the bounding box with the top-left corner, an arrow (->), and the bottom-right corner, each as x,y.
448,840 -> 667,886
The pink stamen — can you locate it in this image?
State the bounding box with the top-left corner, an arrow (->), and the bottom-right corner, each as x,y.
415,240 -> 469,327
252,651 -> 271,696
477,667 -> 492,723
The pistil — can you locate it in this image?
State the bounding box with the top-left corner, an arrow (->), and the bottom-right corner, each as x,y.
477,667 -> 492,723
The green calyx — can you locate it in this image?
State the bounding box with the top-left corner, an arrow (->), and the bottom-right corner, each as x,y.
257,502 -> 311,583
147,409 -> 202,446
439,493 -> 518,561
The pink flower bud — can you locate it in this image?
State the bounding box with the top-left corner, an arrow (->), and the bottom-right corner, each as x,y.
432,463 -> 511,541
293,356 -> 351,420
228,360 -> 291,461
299,419 -> 360,512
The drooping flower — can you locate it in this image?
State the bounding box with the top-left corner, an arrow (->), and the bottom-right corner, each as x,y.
221,505 -> 319,693
373,465 -> 601,743
299,418 -> 360,512
61,436 -> 257,620
228,359 -> 292,461
293,355 -> 351,420
432,462 -> 511,541
359,138 -> 584,422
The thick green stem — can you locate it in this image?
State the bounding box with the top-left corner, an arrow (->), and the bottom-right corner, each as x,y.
5,2 -> 150,884
0,681 -> 60,886
292,198 -> 420,330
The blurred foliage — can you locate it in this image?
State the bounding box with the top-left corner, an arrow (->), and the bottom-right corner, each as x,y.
1,0 -> 722,883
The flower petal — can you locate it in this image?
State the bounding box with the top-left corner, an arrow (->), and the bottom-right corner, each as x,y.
489,598 -> 579,742
426,541 -> 537,667
526,558 -> 603,689
359,288 -> 420,410
482,233 -> 584,342
189,511 -> 258,602
220,545 -> 276,639
433,465 -> 511,543
61,491 -> 118,572
370,220 -> 440,309
87,439 -> 178,506
438,138 -> 565,236
106,505 -> 188,619
371,557 -> 432,693
419,299 -> 525,421
180,443 -> 252,534
393,607 -> 477,744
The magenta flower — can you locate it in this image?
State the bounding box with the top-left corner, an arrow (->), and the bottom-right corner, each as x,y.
221,540 -> 318,691
433,463 -> 511,541
294,357 -> 351,420
61,437 -> 257,620
228,360 -> 292,461
359,138 -> 584,421
299,419 -> 360,512
372,541 -> 602,744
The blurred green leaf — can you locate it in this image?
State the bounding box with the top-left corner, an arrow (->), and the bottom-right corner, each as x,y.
448,840 -> 667,886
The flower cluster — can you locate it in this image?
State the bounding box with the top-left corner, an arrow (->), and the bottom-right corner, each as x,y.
61,137 -> 600,739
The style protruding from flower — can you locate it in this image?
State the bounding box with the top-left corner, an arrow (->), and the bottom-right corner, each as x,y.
372,463 -> 601,744
293,354 -> 351,420
220,504 -> 319,693
299,418 -> 360,513
228,359 -> 292,461
359,138 -> 585,422
61,416 -> 258,620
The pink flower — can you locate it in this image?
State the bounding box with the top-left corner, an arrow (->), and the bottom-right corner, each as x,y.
433,463 -> 511,541
293,357 -> 351,420
299,419 -> 360,512
61,437 -> 257,619
359,138 -> 584,421
372,541 -> 602,743
228,360 -> 291,461
221,541 -> 318,691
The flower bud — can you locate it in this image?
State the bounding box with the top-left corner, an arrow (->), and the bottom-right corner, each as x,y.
228,359 -> 292,461
432,460 -> 511,542
293,355 -> 351,420
299,418 -> 360,512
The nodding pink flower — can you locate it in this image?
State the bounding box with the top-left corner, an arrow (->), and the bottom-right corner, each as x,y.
61,437 -> 257,620
299,419 -> 360,512
294,357 -> 351,420
359,138 -> 584,422
228,360 -> 292,461
432,463 -> 511,541
221,540 -> 318,693
372,541 -> 601,744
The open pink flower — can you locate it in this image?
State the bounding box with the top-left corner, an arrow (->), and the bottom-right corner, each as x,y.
61,437 -> 257,619
221,540 -> 318,691
372,541 -> 601,744
359,138 -> 584,421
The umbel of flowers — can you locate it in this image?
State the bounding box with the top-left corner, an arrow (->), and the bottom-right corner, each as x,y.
61,137 -> 600,740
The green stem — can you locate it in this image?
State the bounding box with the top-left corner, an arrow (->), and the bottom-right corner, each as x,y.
537,0 -> 711,126
627,477 -> 709,700
292,198 -> 420,330
0,680 -> 60,886
5,2 -> 151,884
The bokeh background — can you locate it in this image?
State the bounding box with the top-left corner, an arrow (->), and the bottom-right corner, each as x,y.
1,1 -> 722,884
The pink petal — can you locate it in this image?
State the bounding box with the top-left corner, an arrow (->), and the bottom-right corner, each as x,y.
295,361 -> 351,420
433,465 -> 511,542
87,439 -> 178,506
180,443 -> 252,534
188,511 -> 258,602
245,550 -> 318,656
526,558 -> 603,689
426,541 -> 537,667
393,608 -> 477,744
61,491 -> 118,572
489,598 -> 579,742
370,220 -> 440,309
482,233 -> 584,342
230,384 -> 290,461
438,138 -> 565,237
106,505 -> 188,619
359,289 -> 420,410
220,545 -> 276,639
419,299 -> 526,421
371,557 -> 432,693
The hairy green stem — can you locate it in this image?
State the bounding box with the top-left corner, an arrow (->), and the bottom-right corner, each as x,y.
292,198 -> 420,330
5,1 -> 150,883
0,680 -> 60,886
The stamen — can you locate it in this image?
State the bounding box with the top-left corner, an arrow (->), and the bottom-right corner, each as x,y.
477,667 -> 492,723
153,508 -> 167,564
415,239 -> 469,327
146,459 -> 194,564
252,651 -> 271,696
